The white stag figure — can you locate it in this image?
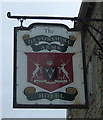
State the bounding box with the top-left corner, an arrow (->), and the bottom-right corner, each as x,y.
31,59 -> 42,81
58,59 -> 70,82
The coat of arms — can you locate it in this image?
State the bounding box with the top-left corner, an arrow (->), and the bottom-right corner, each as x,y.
25,53 -> 75,92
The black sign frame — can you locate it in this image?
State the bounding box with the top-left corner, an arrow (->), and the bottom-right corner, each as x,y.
13,23 -> 88,109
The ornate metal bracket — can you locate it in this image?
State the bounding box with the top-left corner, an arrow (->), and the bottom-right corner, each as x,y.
80,19 -> 103,59
7,12 -> 103,57
7,12 -> 103,21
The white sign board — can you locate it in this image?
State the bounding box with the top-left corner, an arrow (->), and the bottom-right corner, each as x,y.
13,23 -> 88,108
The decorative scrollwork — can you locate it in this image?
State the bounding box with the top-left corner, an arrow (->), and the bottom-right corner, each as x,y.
100,38 -> 103,45
95,48 -> 103,59
95,38 -> 103,59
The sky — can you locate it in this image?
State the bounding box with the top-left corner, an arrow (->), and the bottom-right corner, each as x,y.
1,0 -> 82,119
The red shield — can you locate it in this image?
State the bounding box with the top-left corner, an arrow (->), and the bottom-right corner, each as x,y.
25,53 -> 75,92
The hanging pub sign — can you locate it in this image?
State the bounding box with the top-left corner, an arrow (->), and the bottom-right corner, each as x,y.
13,23 -> 88,108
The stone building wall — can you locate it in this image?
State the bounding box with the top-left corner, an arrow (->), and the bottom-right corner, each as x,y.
68,2 -> 103,119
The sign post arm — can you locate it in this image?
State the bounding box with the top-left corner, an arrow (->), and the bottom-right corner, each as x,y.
7,12 -> 103,22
